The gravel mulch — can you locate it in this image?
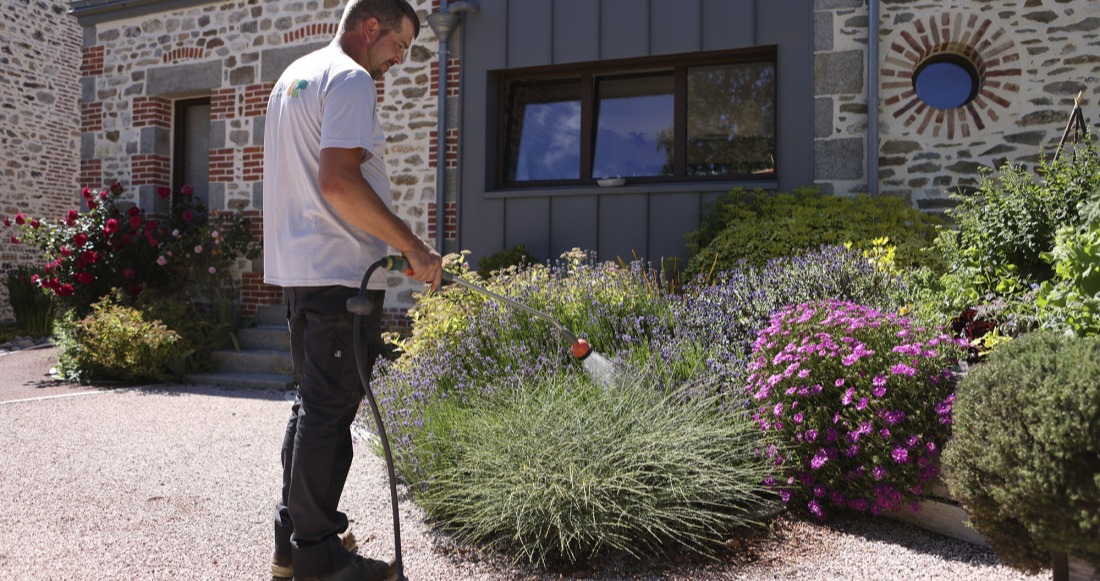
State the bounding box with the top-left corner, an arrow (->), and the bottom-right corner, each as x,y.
0,349 -> 1047,580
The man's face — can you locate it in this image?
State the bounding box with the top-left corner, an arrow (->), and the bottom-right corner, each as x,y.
364,16 -> 414,79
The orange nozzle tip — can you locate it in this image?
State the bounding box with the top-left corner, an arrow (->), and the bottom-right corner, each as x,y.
571,339 -> 592,360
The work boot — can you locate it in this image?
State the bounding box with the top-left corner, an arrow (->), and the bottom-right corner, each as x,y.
271,530 -> 359,579
293,555 -> 397,581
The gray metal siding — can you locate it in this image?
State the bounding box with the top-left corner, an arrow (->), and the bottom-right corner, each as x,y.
458,0 -> 813,267
554,0 -> 600,63
600,0 -> 649,60
651,0 -> 702,55
598,194 -> 648,262
550,196 -> 599,255
701,0 -> 756,50
504,198 -> 551,260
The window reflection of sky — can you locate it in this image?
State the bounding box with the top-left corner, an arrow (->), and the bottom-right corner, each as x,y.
514,101 -> 581,181
594,95 -> 673,178
915,61 -> 974,110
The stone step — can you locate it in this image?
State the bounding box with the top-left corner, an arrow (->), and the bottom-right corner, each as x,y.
209,348 -> 292,375
237,325 -> 290,351
254,303 -> 286,327
184,370 -> 293,391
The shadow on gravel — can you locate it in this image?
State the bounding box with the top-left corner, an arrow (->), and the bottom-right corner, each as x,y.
126,383 -> 289,402
824,512 -> 1007,566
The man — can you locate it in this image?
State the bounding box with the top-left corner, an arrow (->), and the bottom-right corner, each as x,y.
262,0 -> 442,579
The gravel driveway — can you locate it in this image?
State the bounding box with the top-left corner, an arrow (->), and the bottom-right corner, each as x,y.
0,348 -> 1048,580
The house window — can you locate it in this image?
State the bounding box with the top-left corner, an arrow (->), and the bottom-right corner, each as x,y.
496,47 -> 776,188
173,97 -> 210,205
913,55 -> 980,110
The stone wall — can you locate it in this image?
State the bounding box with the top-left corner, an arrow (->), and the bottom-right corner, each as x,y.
0,0 -> 82,321
814,0 -> 1100,212
76,0 -> 455,316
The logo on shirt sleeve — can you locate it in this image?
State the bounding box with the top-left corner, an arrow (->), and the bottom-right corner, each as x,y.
286,79 -> 310,98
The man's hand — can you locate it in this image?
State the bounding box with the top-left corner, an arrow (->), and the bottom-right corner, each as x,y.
401,240 -> 443,291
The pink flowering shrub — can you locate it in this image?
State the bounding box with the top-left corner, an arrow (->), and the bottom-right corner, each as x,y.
746,300 -> 966,521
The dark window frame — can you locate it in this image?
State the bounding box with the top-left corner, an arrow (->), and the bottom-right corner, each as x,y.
493,46 -> 778,190
172,97 -> 211,206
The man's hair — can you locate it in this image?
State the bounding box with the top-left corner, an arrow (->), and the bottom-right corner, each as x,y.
338,0 -> 420,39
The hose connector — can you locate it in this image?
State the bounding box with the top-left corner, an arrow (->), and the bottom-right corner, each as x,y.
381,255 -> 411,274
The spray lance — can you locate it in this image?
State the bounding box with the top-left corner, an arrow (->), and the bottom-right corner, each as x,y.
346,255 -> 594,580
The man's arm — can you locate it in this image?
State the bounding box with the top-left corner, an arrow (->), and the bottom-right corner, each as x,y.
318,146 -> 442,288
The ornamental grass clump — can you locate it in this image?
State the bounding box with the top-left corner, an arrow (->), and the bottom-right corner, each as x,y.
746,300 -> 965,521
415,370 -> 780,567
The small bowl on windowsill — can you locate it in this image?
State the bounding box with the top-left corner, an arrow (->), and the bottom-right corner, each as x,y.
597,178 -> 626,187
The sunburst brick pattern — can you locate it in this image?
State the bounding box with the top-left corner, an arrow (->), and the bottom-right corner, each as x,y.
882,13 -> 1021,139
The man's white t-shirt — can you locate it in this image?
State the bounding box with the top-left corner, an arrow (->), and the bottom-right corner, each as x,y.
263,43 -> 392,290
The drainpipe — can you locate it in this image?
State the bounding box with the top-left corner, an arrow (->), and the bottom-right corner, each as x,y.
868,0 -> 880,195
426,1 -> 478,254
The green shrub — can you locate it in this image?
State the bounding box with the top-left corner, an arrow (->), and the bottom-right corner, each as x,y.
476,243 -> 538,278
56,297 -> 184,383
4,266 -> 56,337
1033,223 -> 1100,336
684,187 -> 942,279
943,332 -> 1100,573
415,371 -> 779,567
933,147 -> 1099,314
745,300 -> 964,520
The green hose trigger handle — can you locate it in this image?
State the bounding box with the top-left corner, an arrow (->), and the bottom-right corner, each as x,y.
382,255 -> 454,282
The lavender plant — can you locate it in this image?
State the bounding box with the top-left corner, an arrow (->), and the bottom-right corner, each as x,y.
678,245 -> 905,391
745,300 -> 965,521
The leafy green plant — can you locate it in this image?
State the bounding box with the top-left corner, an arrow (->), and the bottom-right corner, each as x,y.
933,147 -> 1099,315
1033,223 -> 1100,336
745,300 -> 965,520
684,187 -> 943,279
476,243 -> 538,278
943,332 -> 1100,573
56,296 -> 184,383
4,265 -> 56,337
415,371 -> 779,567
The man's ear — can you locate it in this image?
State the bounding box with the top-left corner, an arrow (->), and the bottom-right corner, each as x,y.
361,16 -> 380,42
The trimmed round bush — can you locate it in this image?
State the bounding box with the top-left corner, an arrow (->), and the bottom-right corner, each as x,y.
943,332 -> 1100,573
415,372 -> 780,567
745,300 -> 964,520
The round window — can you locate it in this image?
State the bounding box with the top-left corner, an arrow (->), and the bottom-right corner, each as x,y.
913,55 -> 980,110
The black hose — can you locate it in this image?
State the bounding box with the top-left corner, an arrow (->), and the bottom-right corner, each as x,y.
350,258 -> 406,581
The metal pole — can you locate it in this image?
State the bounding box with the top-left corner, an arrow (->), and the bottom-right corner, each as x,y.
868,0 -> 880,196
433,0 -> 449,254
